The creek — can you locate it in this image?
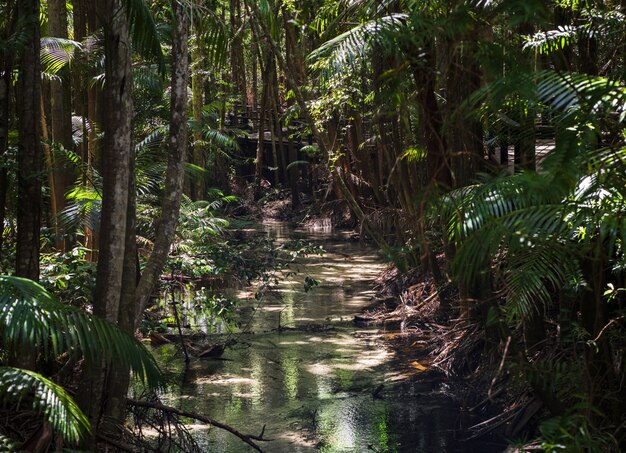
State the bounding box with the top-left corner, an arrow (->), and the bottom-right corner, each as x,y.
150,222 -> 505,452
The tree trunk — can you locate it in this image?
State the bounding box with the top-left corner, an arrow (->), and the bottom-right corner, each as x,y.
79,0 -> 133,426
230,0 -> 247,112
47,0 -> 74,251
191,38 -> 205,200
16,0 -> 42,282
135,0 -> 189,323
254,41 -> 271,197
93,0 -> 133,323
101,143 -> 137,431
0,2 -> 15,258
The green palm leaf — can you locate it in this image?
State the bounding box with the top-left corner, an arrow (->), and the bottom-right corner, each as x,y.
0,276 -> 163,388
308,13 -> 407,74
0,367 -> 91,443
126,0 -> 165,72
40,36 -> 82,75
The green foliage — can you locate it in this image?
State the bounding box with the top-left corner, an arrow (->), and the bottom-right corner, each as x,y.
308,13 -> 407,76
126,0 -> 166,72
0,276 -> 164,444
0,276 -> 163,387
539,411 -> 617,452
40,37 -> 82,75
40,246 -> 97,306
0,367 -> 91,443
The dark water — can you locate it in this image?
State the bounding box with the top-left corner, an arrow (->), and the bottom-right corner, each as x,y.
151,222 -> 505,452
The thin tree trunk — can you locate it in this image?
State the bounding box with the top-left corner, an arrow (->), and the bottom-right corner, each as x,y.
230,0 -> 247,113
48,0 -> 74,251
136,1 -> 189,322
254,42 -> 271,197
191,37 -> 205,200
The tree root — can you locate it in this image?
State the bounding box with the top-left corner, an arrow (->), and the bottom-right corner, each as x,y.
127,398 -> 271,452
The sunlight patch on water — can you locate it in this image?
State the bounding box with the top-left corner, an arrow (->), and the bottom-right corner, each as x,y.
150,223 -> 504,452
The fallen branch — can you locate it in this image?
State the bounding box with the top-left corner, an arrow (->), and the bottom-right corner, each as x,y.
127,398 -> 270,452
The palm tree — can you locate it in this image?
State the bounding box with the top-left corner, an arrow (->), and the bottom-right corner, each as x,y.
433,69 -> 626,446
0,275 -> 162,448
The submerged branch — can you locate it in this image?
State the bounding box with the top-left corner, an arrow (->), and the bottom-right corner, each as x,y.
126,398 -> 270,452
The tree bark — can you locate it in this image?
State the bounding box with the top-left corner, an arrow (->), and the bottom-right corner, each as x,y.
135,0 -> 189,323
190,39 -> 205,200
93,0 -> 133,323
16,0 -> 42,282
47,0 -> 74,251
78,0 -> 133,427
0,1 -> 15,258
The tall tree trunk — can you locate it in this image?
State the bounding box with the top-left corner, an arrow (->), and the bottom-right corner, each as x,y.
282,6 -> 303,208
101,147 -> 137,432
93,0 -> 133,323
79,0 -> 133,426
0,2 -> 15,258
47,0 -> 74,251
190,37 -> 205,200
73,0 -> 99,260
254,41 -> 271,197
136,0 -> 189,323
230,0 -> 247,113
16,0 -> 42,282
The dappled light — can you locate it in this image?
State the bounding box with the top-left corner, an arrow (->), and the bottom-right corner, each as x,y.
153,226 -> 500,452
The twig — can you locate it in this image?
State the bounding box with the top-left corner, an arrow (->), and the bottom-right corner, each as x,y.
488,335 -> 511,400
170,285 -> 190,363
593,315 -> 625,343
127,398 -> 270,452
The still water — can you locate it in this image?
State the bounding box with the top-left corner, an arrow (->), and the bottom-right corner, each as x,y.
151,222 -> 504,452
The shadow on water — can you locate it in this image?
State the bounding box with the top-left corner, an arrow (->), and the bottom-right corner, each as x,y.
151,222 -> 506,452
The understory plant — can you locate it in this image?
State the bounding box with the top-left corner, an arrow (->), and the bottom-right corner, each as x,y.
431,69 -> 626,450
0,275 -> 163,448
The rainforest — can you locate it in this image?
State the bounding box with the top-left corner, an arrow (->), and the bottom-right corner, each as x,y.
1,0 -> 625,452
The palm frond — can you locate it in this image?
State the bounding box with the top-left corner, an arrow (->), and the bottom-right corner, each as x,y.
125,0 -> 165,72
60,185 -> 102,233
0,367 -> 91,443
40,36 -> 82,75
523,26 -> 578,55
0,276 -> 163,388
307,13 -> 407,75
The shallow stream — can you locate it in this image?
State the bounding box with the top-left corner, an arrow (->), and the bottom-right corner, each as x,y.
151,223 -> 504,452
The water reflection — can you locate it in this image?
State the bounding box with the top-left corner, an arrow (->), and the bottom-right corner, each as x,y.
152,222 -> 504,452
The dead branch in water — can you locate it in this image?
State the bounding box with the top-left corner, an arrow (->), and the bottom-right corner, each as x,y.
127,398 -> 271,452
